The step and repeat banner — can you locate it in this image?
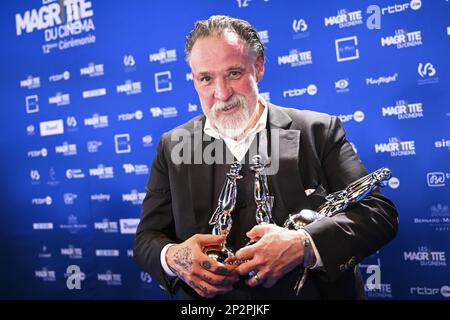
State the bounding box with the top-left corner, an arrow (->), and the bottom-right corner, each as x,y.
0,0 -> 448,299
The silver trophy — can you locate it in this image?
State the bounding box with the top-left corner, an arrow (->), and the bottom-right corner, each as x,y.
283,167 -> 392,294
205,161 -> 243,263
251,155 -> 274,225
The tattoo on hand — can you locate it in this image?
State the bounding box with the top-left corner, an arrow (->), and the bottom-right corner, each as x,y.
174,247 -> 193,271
216,267 -> 232,275
200,274 -> 213,283
201,260 -> 211,270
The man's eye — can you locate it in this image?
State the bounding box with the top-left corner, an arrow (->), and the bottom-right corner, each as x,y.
200,76 -> 211,83
229,71 -> 242,78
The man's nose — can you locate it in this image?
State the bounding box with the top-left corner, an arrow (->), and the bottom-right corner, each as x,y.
214,78 -> 233,101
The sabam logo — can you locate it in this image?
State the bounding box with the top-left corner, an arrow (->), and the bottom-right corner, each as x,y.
381,0 -> 422,15
33,223 -> 53,230
49,70 -> 70,82
324,9 -> 363,28
142,135 -> 153,147
411,286 -> 450,297
434,139 -> 450,149
122,163 -> 150,175
55,142 -> 77,156
335,36 -> 359,62
118,110 -> 143,121
335,79 -> 350,93
89,165 -> 114,179
87,140 -> 102,152
27,148 -> 48,158
27,124 -> 35,136
82,88 -> 106,98
66,169 -> 85,179
84,113 -> 108,128
366,73 -> 398,85
20,75 -> 40,89
64,193 -> 78,205
32,196 -> 52,205
260,92 -> 271,102
116,80 -> 142,95
114,133 -> 131,154
188,103 -> 198,112
283,84 -> 317,97
97,271 -> 122,286
278,49 -> 313,67
427,172 -> 449,187
40,119 -> 64,136
404,246 -> 447,266
382,100 -> 424,120
34,268 -> 56,282
338,111 -> 365,123
80,63 -> 104,77
258,30 -> 269,44
94,219 -> 118,233
48,92 -> 70,106
61,246 -> 83,259
120,219 -> 140,235
380,29 -> 422,49
149,48 -> 177,64
122,190 -> 146,205
90,194 -> 111,202
26,95 -> 39,113
154,71 -> 172,92
95,249 -> 119,257
149,107 -> 178,118
374,137 -> 416,157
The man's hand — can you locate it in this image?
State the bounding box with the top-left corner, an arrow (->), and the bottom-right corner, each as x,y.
235,224 -> 310,288
166,234 -> 239,298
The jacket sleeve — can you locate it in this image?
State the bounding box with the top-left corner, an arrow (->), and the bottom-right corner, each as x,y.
133,134 -> 179,295
303,116 -> 398,282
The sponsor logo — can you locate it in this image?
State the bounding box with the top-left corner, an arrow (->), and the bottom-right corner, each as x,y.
116,80 -> 142,95
32,196 -> 52,206
89,164 -> 114,179
324,9 -> 363,28
434,139 -> 450,150
90,193 -> 111,202
381,100 -> 423,120
80,63 -> 104,77
63,193 -> 78,205
188,103 -> 198,112
38,245 -> 52,258
33,222 -> 53,230
374,137 -> 416,157
283,84 -> 317,97
122,163 -> 149,175
142,135 -> 153,147
27,124 -> 35,136
427,172 -> 449,187
149,48 -> 177,64
25,95 -> 39,113
260,92 -> 271,102
66,116 -> 78,130
97,271 -> 122,286
87,140 -> 103,153
66,169 -> 85,179
404,246 -> 447,267
366,73 -> 398,85
338,110 -> 365,123
118,110 -> 143,121
258,30 -> 269,43
94,219 -> 118,233
40,119 -> 64,136
61,245 -> 83,259
414,204 -> 450,231
278,49 -> 313,67
417,62 -> 439,85
28,147 -> 48,158
34,268 -> 56,282
381,29 -> 422,49
20,75 -> 40,89
122,190 -> 146,205
84,114 -> 108,128
335,36 -> 359,62
119,219 -> 140,234
49,92 -> 70,106
55,142 -> 77,156
114,133 -> 131,154
149,107 -> 178,118
95,249 -> 119,257
186,72 -> 193,81
154,71 -> 172,92
49,70 -> 70,82
82,88 -> 106,99
335,79 -> 350,93
381,0 -> 422,15
59,214 -> 88,234
410,286 -> 450,297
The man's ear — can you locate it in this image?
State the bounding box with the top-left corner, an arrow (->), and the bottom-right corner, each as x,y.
255,55 -> 265,82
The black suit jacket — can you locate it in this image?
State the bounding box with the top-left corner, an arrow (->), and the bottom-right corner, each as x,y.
134,104 -> 398,299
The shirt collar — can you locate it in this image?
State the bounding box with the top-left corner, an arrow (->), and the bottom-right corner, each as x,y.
204,95 -> 268,141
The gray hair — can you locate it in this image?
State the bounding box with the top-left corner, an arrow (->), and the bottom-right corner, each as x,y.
185,15 -> 265,64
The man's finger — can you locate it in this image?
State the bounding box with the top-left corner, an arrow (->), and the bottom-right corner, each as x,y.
235,260 -> 259,276
195,234 -> 227,246
246,224 -> 273,239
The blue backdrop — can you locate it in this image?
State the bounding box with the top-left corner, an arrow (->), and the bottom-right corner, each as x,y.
0,0 -> 449,299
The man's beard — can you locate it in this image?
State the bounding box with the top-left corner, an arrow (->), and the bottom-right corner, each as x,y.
207,94 -> 255,139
